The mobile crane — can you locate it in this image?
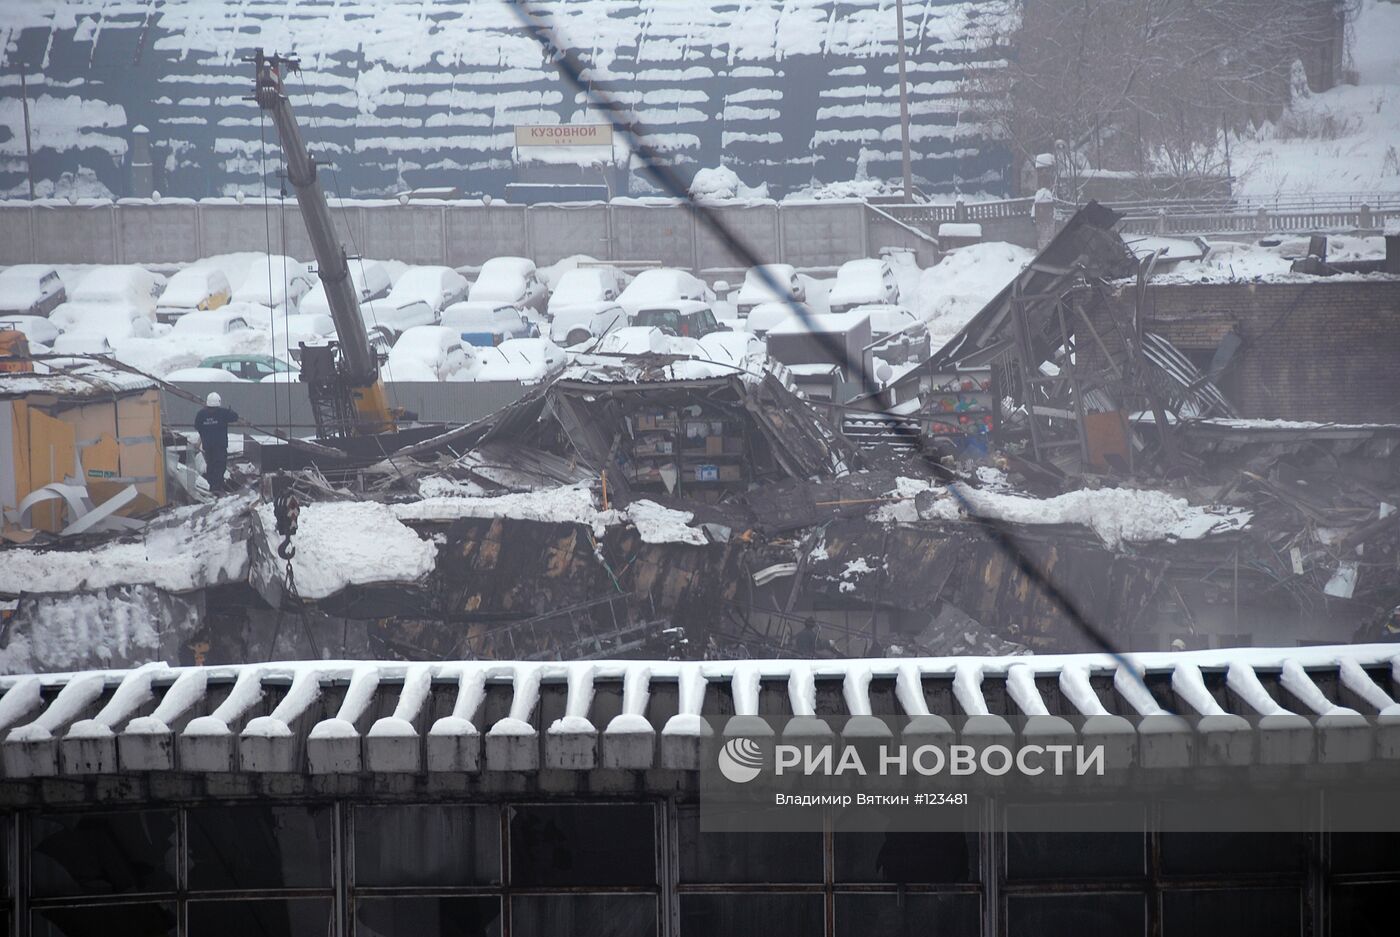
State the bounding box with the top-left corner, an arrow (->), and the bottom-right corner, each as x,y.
250,49 -> 395,439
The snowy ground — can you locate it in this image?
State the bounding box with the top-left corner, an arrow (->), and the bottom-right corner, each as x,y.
1229,0 -> 1400,198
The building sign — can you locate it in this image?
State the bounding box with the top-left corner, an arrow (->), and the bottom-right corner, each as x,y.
514,124 -> 614,147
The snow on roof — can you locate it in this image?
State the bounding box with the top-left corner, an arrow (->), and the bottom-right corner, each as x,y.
395,482 -> 706,546
257,500 -> 437,600
0,643 -> 1396,778
872,478 -> 1251,546
0,495 -> 253,594
0,360 -> 155,399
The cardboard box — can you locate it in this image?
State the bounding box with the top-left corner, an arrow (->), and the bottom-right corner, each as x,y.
718,464 -> 743,482
704,436 -> 725,455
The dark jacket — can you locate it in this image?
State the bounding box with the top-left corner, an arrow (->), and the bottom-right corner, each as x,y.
194,405 -> 239,453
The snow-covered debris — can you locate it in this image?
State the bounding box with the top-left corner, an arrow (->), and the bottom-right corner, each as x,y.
912,242 -> 1034,347
394,482 -> 710,545
871,479 -> 1251,547
257,500 -> 437,600
0,495 -> 255,595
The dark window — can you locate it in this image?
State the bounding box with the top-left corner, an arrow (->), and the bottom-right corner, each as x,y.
1006,831 -> 1144,881
1004,803 -> 1144,881
1331,833 -> 1400,874
187,898 -> 331,937
508,804 -> 655,888
32,903 -> 175,937
355,897 -> 502,937
678,805 -> 821,883
679,894 -> 823,937
1006,893 -> 1145,937
833,831 -> 977,884
835,893 -> 980,937
1330,882 -> 1400,937
187,805 -> 332,890
1159,833 -> 1305,876
511,894 -> 657,937
354,805 -> 500,887
1161,888 -> 1301,937
31,811 -> 177,897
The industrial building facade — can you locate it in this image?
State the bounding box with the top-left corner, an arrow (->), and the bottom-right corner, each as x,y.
1,647 -> 1398,936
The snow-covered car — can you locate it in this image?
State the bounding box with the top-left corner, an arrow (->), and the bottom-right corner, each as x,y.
593,326 -> 671,357
828,258 -> 900,312
0,265 -> 67,316
69,265 -> 166,311
0,314 -> 61,347
269,312 -> 337,360
199,353 -> 298,382
851,303 -> 929,363
164,366 -> 247,383
467,257 -> 548,315
472,337 -> 567,384
698,330 -> 769,373
547,267 -> 628,317
548,301 -> 628,347
744,301 -> 795,338
230,255 -> 315,311
385,325 -> 479,381
170,308 -> 255,337
383,266 -> 468,318
51,331 -> 114,357
617,268 -> 715,315
156,266 -> 232,323
733,264 -> 805,318
633,301 -> 726,339
300,260 -> 392,317
441,301 -> 539,347
49,300 -> 154,342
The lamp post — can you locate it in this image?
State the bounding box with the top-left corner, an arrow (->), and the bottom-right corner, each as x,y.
894,0 -> 914,202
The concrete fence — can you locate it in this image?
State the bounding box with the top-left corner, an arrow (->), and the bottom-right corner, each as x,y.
162,381 -> 532,433
0,198 -> 947,273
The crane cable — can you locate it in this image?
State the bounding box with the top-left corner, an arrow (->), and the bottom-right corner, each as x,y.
257,106 -> 283,437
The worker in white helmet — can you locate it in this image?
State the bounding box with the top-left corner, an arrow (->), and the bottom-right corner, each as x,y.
194,391 -> 240,493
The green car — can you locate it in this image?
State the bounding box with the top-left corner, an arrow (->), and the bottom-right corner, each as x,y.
198,354 -> 299,382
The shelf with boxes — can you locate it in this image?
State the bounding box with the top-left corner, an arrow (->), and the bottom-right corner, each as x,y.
624,406 -> 750,492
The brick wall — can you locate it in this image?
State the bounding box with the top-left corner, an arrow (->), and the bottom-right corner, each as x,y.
1078,279 -> 1400,423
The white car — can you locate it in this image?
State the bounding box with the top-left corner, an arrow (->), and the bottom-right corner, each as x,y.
593,326 -> 671,356
468,257 -> 548,315
0,315 -> 61,346
733,264 -> 805,318
156,266 -> 232,323
230,255 -> 315,310
744,301 -> 795,338
170,307 -> 255,337
442,301 -> 539,347
51,331 -> 114,357
49,300 -> 155,342
69,265 -> 166,312
547,267 -> 628,317
617,268 -> 715,315
164,366 -> 247,383
548,301 -> 628,347
698,330 -> 769,373
300,260 -> 392,317
270,312 -> 337,359
385,325 -> 479,381
384,266 -> 468,315
472,337 -> 567,384
0,265 -> 67,316
829,258 -> 900,312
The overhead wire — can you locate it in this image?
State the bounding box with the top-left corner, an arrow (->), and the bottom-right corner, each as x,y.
505,0 -> 1156,685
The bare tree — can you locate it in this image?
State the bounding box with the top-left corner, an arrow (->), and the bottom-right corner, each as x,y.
964,0 -> 1358,197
